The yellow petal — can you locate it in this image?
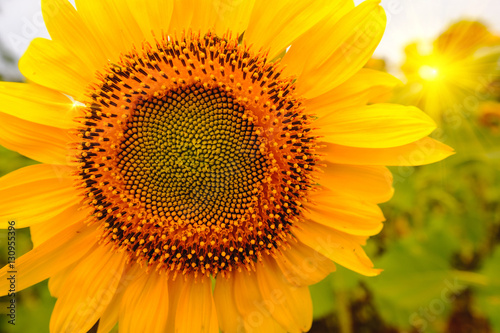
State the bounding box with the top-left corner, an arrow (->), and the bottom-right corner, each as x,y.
30,204 -> 88,247
19,38 -> 94,99
48,261 -> 79,298
169,0 -> 218,33
276,241 -> 336,286
124,0 -> 173,42
42,0 -> 108,72
119,270 -> 169,333
256,256 -> 313,333
213,277 -> 245,333
0,112 -> 71,165
166,277 -> 184,332
97,264 -> 142,333
281,0 -> 353,75
284,0 -> 386,97
244,0 -> 341,59
304,188 -> 385,236
97,294 -> 120,333
315,104 -> 436,148
304,204 -> 383,236
213,0 -> 256,36
175,275 -> 219,333
318,163 -> 394,204
293,219 -> 382,276
305,69 -> 401,116
320,137 -> 455,166
74,0 -> 145,62
0,222 -> 97,295
0,164 -> 79,228
50,245 -> 126,333
233,270 -> 286,333
0,82 -> 75,128
435,20 -> 500,59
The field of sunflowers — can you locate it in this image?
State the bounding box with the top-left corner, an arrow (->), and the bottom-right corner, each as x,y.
0,1 -> 499,333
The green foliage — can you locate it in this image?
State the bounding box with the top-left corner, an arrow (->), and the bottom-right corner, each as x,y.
11,282 -> 55,333
474,246 -> 500,332
0,146 -> 38,176
310,275 -> 337,319
365,232 -> 459,329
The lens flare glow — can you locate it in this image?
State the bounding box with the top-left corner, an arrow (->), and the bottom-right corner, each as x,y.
418,65 -> 440,81
400,20 -> 500,124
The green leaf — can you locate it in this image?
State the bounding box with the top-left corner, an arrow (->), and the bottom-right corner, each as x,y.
0,146 -> 37,177
1,281 -> 56,333
364,232 -> 466,330
310,274 -> 336,319
474,246 -> 500,332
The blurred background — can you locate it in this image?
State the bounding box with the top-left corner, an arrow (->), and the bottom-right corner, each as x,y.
0,0 -> 499,332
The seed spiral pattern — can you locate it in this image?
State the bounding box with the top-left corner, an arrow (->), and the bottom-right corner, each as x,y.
117,86 -> 267,226
74,32 -> 319,278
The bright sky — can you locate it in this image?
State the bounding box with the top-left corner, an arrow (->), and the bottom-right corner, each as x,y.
0,0 -> 499,79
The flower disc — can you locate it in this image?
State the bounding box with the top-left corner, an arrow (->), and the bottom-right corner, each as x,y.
76,33 -> 319,278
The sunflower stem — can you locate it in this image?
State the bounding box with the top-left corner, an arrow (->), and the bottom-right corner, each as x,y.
452,270 -> 488,286
337,290 -> 353,333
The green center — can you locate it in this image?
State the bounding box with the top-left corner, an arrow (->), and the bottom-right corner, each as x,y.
117,85 -> 267,225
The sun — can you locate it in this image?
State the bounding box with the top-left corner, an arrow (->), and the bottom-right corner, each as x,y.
399,20 -> 500,123
418,65 -> 440,81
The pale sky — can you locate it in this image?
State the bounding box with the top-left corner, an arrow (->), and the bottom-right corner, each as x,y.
0,0 -> 499,80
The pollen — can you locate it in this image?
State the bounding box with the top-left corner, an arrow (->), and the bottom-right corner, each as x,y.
75,32 -> 319,279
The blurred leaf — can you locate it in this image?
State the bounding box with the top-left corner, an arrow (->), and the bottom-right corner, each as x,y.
0,281 -> 55,333
0,146 -> 37,177
364,231 -> 463,330
330,265 -> 363,293
310,274 -> 336,319
16,282 -> 55,333
474,246 -> 500,332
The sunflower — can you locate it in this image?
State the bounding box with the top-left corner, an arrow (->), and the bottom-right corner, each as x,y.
0,0 -> 453,332
398,20 -> 500,123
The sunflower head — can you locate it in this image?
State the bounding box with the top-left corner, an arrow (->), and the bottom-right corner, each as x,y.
76,31 -> 319,278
